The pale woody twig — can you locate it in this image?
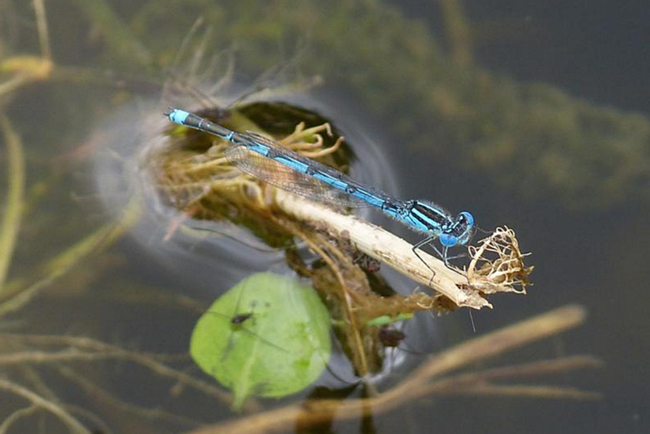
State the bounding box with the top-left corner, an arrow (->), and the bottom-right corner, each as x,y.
274,189 -> 491,309
186,305 -> 597,434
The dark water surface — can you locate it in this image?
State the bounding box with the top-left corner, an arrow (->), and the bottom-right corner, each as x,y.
0,0 -> 648,433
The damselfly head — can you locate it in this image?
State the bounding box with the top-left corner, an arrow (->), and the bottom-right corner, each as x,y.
455,211 -> 475,245
440,211 -> 475,247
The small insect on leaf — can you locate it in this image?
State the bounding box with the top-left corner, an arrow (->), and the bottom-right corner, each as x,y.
190,272 -> 332,409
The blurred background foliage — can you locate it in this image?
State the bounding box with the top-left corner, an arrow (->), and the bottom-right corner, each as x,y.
4,0 -> 648,211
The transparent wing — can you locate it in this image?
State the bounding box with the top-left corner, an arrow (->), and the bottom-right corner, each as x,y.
226,131 -> 398,208
225,145 -> 370,207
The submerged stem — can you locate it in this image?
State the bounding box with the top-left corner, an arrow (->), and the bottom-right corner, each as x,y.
0,114 -> 25,295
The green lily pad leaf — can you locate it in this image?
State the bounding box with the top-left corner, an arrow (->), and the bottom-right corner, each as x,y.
190,272 -> 332,409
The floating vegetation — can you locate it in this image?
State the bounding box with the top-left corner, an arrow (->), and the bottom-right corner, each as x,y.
190,273 -> 332,410
466,226 -> 533,295
0,0 -> 608,431
143,99 -> 533,378
190,305 -> 602,434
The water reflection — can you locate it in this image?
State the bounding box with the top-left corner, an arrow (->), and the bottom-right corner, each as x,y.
2,0 -> 646,432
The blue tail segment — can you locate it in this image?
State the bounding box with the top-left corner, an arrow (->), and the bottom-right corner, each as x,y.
165,108 -> 475,254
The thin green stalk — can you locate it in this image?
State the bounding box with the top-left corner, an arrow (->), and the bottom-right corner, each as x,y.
0,190 -> 142,317
0,114 -> 25,294
33,0 -> 52,61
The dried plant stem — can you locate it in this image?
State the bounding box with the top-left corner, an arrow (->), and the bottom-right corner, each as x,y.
273,190 -> 490,309
439,383 -> 601,400
383,305 -> 587,403
447,355 -> 603,381
57,366 -> 201,428
294,228 -> 370,377
186,305 -> 594,434
413,356 -> 603,399
0,404 -> 39,434
0,378 -> 90,434
0,333 -> 254,411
